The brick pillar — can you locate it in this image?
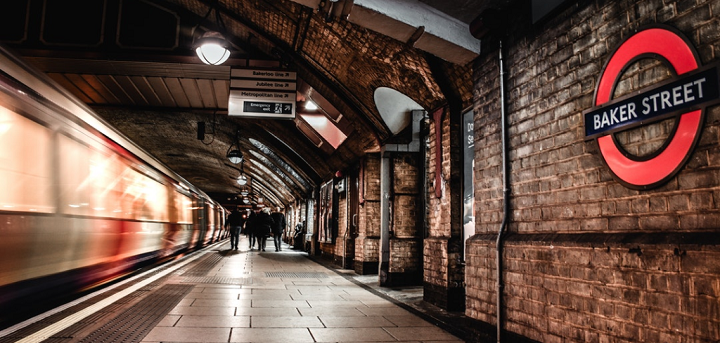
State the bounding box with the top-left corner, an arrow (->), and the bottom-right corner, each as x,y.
424,108 -> 466,311
335,194 -> 348,267
355,154 -> 380,275
380,153 -> 423,286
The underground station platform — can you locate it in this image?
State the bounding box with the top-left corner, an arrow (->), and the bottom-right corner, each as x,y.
0,236 -> 466,343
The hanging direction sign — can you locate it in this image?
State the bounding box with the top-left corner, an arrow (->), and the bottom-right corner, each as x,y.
228,67 -> 297,119
243,101 -> 294,115
230,79 -> 297,91
231,69 -> 297,80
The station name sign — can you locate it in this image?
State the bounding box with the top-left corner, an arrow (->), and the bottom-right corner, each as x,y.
228,68 -> 296,119
587,27 -> 719,189
583,64 -> 720,139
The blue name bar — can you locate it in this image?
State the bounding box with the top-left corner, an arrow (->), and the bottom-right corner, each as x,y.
584,65 -> 720,139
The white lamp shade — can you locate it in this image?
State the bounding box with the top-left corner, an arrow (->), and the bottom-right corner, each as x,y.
195,32 -> 230,65
196,44 -> 230,65
237,174 -> 247,186
227,149 -> 243,163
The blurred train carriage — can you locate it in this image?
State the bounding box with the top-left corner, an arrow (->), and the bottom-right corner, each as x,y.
0,45 -> 227,319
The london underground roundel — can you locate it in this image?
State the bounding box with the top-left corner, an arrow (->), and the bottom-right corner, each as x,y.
583,26 -> 719,189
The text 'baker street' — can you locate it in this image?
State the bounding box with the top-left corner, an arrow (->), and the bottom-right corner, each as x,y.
584,65 -> 719,139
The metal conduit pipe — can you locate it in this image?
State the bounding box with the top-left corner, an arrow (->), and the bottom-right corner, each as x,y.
496,40 -> 510,343
343,175 -> 350,269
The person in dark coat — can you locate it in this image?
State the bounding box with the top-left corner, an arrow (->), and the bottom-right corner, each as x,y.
225,209 -> 244,250
256,207 -> 274,251
246,210 -> 258,250
270,208 -> 286,252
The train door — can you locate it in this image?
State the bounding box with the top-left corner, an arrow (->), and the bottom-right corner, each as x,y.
205,202 -> 216,244
194,197 -> 206,248
217,206 -> 227,240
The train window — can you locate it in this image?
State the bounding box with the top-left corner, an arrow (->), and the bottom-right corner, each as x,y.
207,204 -> 215,227
58,134 -> 91,215
121,167 -> 169,222
174,191 -> 193,224
58,134 -> 123,217
58,133 -> 169,221
0,106 -> 53,213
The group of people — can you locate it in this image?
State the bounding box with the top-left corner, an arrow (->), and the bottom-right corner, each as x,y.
225,207 -> 286,252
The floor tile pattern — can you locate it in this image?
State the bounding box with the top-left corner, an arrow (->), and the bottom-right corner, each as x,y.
140,236 -> 464,343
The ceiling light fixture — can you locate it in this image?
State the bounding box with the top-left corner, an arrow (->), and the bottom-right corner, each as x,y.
237,174 -> 247,186
193,0 -> 231,66
226,129 -> 243,163
227,149 -> 243,164
196,31 -> 230,65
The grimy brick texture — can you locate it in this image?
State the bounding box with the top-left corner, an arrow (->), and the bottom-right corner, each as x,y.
465,1 -> 720,342
386,153 -> 422,281
332,195 -> 349,266
427,110 -> 452,234
355,154 -> 381,274
425,107 -> 467,310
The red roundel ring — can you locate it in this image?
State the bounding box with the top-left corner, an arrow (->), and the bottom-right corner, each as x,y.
595,27 -> 703,188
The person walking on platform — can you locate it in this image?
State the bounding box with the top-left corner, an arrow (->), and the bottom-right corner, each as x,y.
270,208 -> 286,251
246,210 -> 257,250
225,208 -> 244,250
256,207 -> 274,251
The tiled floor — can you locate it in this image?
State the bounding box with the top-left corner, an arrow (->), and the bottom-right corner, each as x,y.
141,236 -> 463,343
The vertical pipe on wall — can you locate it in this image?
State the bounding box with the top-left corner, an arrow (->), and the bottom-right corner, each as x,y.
379,156 -> 391,285
420,112 -> 430,240
496,40 -> 510,343
343,175 -> 350,269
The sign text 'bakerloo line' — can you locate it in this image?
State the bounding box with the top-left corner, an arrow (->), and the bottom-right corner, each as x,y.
583,64 -> 720,139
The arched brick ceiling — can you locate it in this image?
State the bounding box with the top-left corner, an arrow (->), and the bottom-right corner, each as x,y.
0,0 -> 480,209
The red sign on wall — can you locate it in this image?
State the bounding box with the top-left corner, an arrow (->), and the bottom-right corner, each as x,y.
584,26 -> 720,189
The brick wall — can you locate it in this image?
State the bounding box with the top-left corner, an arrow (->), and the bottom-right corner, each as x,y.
389,239 -> 420,273
466,1 -> 720,342
393,155 -> 419,238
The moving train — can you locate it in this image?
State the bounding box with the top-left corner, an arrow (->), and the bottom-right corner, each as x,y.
0,45 -> 227,323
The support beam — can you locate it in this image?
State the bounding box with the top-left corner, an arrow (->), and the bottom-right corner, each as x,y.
288,0 -> 480,65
